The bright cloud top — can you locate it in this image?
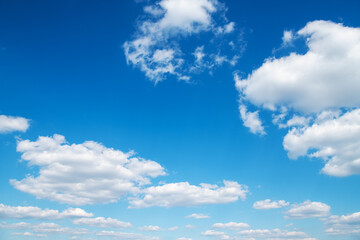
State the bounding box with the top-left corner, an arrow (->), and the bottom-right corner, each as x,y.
124,0 -> 242,82
0,204 -> 93,220
253,199 -> 289,210
285,200 -> 331,219
129,181 -> 248,208
11,134 -> 166,205
0,114 -> 29,133
235,20 -> 360,177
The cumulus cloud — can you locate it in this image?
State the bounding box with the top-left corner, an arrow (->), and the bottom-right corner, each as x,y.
237,228 -> 314,239
0,222 -> 90,235
234,20 -> 360,176
128,181 -> 248,208
285,200 -> 330,219
96,230 -> 160,240
72,217 -> 132,229
0,114 -> 29,133
11,134 -> 166,205
253,199 -> 289,210
139,225 -> 161,232
11,232 -> 46,238
212,222 -> 250,230
186,213 -> 210,219
323,211 -> 360,236
0,203 -> 93,220
201,229 -> 230,239
238,104 -> 265,135
124,0 -> 243,82
283,109 -> 360,176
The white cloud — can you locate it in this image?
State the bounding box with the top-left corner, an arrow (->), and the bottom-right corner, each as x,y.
11,134 -> 166,205
96,230 -> 160,240
139,225 -> 161,232
0,222 -> 90,235
234,20 -> 360,176
185,225 -> 196,229
323,211 -> 360,236
282,30 -> 294,45
238,104 -> 265,135
212,222 -> 250,230
73,217 -> 132,229
253,199 -> 289,210
237,20 -> 360,113
0,115 -> 29,133
202,230 -> 230,239
283,109 -> 360,176
124,0 -> 242,82
0,203 -> 93,219
285,200 -> 330,219
129,180 -> 248,208
186,213 -> 210,219
168,226 -> 178,231
237,228 -> 313,239
176,238 -> 192,240
11,232 -> 46,238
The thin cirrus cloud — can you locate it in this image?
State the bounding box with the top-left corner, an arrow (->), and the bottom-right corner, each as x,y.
285,200 -> 331,219
124,0 -> 243,83
235,20 -> 360,177
253,199 -> 290,210
0,203 -> 93,220
11,134 -> 166,205
128,181 -> 248,208
323,211 -> 360,236
0,114 -> 29,133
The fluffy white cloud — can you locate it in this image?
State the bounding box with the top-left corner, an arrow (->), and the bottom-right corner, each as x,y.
285,201 -> 330,219
186,213 -> 210,219
96,230 -> 159,240
11,134 -> 166,205
235,20 -> 360,176
236,20 -> 360,113
212,222 -> 250,230
237,228 -> 313,239
323,211 -> 360,236
139,225 -> 161,232
11,232 -> 46,238
0,222 -> 90,235
284,109 -> 360,176
124,0 -> 242,82
129,181 -> 248,208
176,238 -> 192,240
253,199 -> 289,210
201,230 -> 230,239
238,104 -> 265,135
0,203 -> 93,219
168,226 -> 178,231
0,114 -> 29,133
72,217 -> 132,229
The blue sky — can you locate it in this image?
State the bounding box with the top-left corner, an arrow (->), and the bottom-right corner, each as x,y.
0,0 -> 360,239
